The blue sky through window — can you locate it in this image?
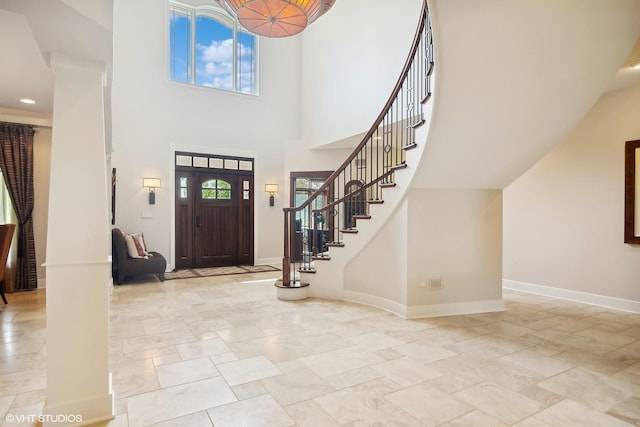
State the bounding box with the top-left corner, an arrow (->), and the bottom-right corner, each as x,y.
170,5 -> 256,95
196,17 -> 233,89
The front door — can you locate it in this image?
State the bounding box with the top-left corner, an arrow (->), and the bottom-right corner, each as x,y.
175,154 -> 254,269
195,173 -> 238,267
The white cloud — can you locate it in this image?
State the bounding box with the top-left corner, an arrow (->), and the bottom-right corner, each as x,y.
196,38 -> 255,92
198,39 -> 234,63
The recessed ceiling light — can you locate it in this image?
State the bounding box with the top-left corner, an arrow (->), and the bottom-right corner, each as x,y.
632,62 -> 640,70
20,98 -> 36,104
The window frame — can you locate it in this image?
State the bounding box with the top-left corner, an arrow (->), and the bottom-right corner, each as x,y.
168,0 -> 260,96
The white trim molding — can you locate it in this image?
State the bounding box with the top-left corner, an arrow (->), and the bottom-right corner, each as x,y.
503,279 -> 640,314
343,290 -> 505,320
405,299 -> 505,319
343,291 -> 409,318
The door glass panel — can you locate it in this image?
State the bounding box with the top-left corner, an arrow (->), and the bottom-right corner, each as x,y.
179,176 -> 188,199
201,179 -> 232,199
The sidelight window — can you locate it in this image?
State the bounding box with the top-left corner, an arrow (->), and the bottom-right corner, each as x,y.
179,177 -> 188,199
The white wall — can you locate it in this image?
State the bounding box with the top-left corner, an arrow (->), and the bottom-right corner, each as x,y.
406,188 -> 503,308
342,188 -> 503,318
504,84 -> 640,307
300,0 -> 423,149
110,0 -> 301,266
345,198 -> 408,306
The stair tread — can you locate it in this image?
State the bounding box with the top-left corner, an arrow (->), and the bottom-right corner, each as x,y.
411,119 -> 426,129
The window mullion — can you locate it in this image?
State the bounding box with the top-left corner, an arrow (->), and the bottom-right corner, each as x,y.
190,10 -> 196,84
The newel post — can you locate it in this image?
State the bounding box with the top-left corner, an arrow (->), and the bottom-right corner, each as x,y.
282,208 -> 291,286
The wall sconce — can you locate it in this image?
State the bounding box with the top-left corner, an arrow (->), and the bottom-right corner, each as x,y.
265,183 -> 278,206
143,178 -> 161,204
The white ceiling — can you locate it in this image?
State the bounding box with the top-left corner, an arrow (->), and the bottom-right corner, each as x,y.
0,0 -> 113,116
0,0 -> 638,122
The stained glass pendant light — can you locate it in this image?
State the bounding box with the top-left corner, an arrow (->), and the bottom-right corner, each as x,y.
223,0 -> 336,38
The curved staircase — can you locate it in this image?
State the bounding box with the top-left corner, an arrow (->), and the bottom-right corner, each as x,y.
276,0 -> 435,301
277,0 -> 640,316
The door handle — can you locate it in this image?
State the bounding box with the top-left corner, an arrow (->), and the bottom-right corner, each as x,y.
195,216 -> 201,227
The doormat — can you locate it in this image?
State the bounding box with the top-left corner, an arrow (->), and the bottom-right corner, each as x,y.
164,265 -> 280,280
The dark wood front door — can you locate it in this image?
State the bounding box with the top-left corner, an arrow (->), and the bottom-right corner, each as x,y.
195,173 -> 237,267
176,168 -> 253,269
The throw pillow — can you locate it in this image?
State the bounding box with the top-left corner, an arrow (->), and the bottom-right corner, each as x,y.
131,232 -> 149,256
124,233 -> 149,259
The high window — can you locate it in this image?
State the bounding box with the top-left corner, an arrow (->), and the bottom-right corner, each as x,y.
169,1 -> 258,95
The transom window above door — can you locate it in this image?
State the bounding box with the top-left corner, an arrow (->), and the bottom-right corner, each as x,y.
169,1 -> 258,95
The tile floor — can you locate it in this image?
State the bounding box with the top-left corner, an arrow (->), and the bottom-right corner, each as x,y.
1,271 -> 640,426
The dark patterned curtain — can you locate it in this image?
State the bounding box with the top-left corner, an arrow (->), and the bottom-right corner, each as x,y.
0,122 -> 37,291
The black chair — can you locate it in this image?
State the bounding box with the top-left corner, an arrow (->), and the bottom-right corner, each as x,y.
111,228 -> 166,284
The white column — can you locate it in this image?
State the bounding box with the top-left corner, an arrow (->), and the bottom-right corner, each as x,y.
43,54 -> 113,426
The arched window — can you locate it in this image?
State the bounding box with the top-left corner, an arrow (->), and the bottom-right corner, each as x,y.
169,2 -> 258,95
202,179 -> 232,200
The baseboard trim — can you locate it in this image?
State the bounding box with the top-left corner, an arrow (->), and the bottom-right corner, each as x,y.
343,291 -> 408,318
503,279 -> 640,314
405,299 -> 505,319
343,291 -> 505,319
